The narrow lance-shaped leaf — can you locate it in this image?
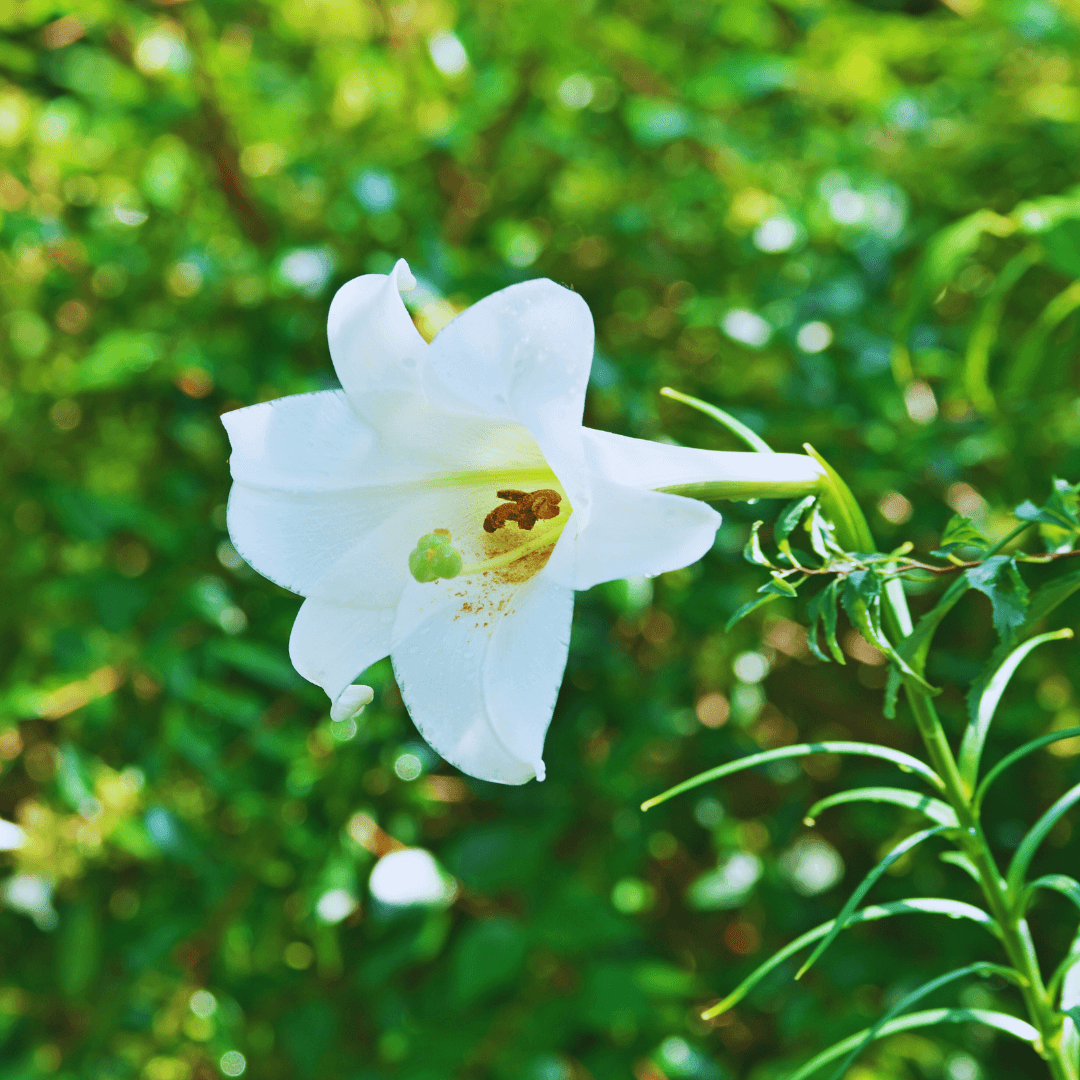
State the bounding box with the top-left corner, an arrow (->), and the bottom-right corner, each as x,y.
659,386 -> 775,453
1017,477 -> 1080,552
1023,875 -> 1080,915
966,566 -> 1080,713
883,664 -> 901,720
1048,931 -> 1080,1000
1064,1006 -> 1080,1038
803,787 -> 958,829
964,245 -> 1042,416
700,897 -> 999,1020
776,495 -> 817,544
807,505 -> 837,560
641,742 -> 945,812
958,628 -> 1074,790
724,591 -> 783,633
1007,781 -> 1080,900
786,1009 -> 1037,1080
976,728 -> 1080,812
825,963 -> 1026,1080
940,851 -> 981,884
796,826 -> 954,980
744,520 -> 772,567
1004,280 -> 1080,399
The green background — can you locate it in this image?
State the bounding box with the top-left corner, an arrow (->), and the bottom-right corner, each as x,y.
3,0 -> 1080,1077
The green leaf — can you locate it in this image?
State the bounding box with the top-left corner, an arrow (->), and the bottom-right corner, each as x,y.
1049,932 -> 1080,1000
766,571 -> 799,597
940,851 -> 981,883
776,496 -> 817,544
724,590 -> 783,632
965,556 -> 1030,643
976,728 -> 1080,811
700,898 -> 998,1020
958,628 -> 1074,789
803,787 -> 958,828
1007,781 -> 1080,900
842,569 -> 936,692
1023,875 -> 1080,915
57,899 -> 102,998
1023,567 -> 1080,628
807,579 -> 845,664
787,1008 -> 1036,1080
72,330 -> 163,392
1017,478 -> 1080,552
932,515 -> 990,558
796,827 -> 954,980
640,742 -> 945,812
803,443 -> 877,554
1045,219 -> 1080,276
1004,281 -> 1080,399
825,963 -> 1026,1080
659,386 -> 774,453
965,566 -> 1080,723
883,665 -> 901,720
964,245 -> 1042,416
743,521 -> 773,567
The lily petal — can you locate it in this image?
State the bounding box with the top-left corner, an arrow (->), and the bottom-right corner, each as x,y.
328,259 -> 428,401
223,390 -> 380,593
289,599 -> 393,703
428,279 -> 594,499
546,478 -> 721,591
391,573 -> 574,784
225,389 -> 551,598
581,428 -> 825,495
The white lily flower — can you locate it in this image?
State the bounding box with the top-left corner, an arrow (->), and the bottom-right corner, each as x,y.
222,260 -> 823,785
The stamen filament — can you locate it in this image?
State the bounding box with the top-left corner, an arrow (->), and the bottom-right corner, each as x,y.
459,522 -> 565,576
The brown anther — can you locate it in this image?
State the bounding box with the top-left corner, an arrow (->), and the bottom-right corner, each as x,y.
483,488 -> 563,533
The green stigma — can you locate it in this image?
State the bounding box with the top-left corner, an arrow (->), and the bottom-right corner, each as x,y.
408,530 -> 463,583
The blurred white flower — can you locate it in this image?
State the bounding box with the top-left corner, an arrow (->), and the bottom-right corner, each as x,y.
369,848 -> 456,907
316,888 -> 359,924
780,836 -> 845,896
1,874 -> 58,929
428,32 -> 468,76
0,819 -> 25,851
722,309 -> 772,348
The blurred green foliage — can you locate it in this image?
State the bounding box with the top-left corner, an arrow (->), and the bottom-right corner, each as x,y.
3,0 -> 1080,1078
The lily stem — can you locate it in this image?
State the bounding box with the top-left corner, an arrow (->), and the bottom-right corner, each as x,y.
849,496 -> 1076,1076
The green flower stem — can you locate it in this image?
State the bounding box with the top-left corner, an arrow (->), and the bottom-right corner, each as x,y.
675,434 -> 1074,1074
815,452 -> 1077,1080
902,685 -> 1075,1080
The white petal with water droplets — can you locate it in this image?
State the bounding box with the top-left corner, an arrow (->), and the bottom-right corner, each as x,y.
391,570 -> 573,784
546,478 -> 720,591
328,259 -> 427,400
428,278 -> 594,506
289,601 -> 392,703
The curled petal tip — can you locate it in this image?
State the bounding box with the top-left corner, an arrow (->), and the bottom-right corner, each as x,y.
533,760 -> 546,782
392,258 -> 417,294
331,684 -> 375,722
